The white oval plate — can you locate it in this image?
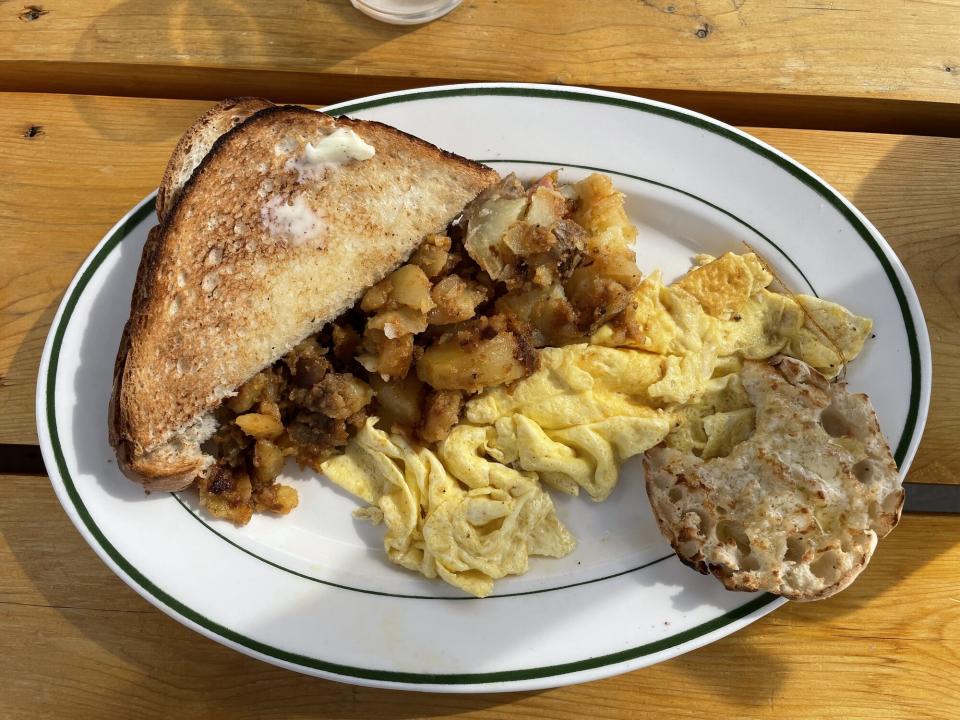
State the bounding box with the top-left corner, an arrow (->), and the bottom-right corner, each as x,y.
37,84 -> 931,692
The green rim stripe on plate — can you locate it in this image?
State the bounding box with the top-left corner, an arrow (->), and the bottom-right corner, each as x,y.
44,85 -> 923,685
174,492 -> 676,600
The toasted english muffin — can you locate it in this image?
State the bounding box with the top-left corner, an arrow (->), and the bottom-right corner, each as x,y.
644,355 -> 903,601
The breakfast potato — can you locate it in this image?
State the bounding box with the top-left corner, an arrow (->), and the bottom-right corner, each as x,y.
235,412 -> 284,440
564,263 -> 634,330
417,320 -> 536,392
367,307 -> 430,338
360,277 -> 393,313
226,369 -> 284,413
361,264 -> 435,315
252,483 -> 299,515
591,250 -> 642,290
389,264 -> 435,312
462,177 -> 528,282
571,173 -> 637,243
429,275 -> 488,326
314,373 -> 374,420
371,372 -> 425,430
409,234 -> 451,278
495,285 -> 579,347
359,329 -> 415,379
198,468 -> 254,525
524,185 -> 568,227
419,389 -> 464,443
253,439 -> 285,484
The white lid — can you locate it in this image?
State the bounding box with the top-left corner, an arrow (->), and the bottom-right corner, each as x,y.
350,0 -> 462,25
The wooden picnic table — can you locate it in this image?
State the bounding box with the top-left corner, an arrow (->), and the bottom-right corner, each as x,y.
1,2 -> 958,718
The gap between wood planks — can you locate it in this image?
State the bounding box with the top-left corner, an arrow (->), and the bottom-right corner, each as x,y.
2,443 -> 958,512
1,61 -> 959,138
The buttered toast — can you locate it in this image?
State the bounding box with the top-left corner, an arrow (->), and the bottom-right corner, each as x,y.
109,101 -> 498,490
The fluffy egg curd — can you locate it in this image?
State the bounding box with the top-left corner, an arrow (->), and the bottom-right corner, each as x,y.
321,200 -> 874,598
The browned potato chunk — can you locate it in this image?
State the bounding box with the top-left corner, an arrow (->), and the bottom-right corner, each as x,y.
226,369 -> 283,413
377,333 -> 415,379
253,484 -> 299,515
417,318 -> 537,392
410,234 -> 451,278
496,285 -> 579,347
524,185 -> 568,227
236,412 -> 284,440
439,249 -> 465,276
565,263 -> 634,331
592,249 -> 642,290
389,264 -> 435,312
360,278 -> 393,313
253,439 -> 285,485
359,330 -> 414,379
371,373 -> 425,430
367,307 -> 429,338
258,400 -> 281,421
428,275 -> 489,326
528,170 -> 559,191
418,390 -> 464,443
360,264 -> 434,317
462,176 -> 528,281
502,222 -> 554,257
198,468 -> 254,525
571,173 -> 637,243
226,379 -> 260,414
315,373 -> 374,419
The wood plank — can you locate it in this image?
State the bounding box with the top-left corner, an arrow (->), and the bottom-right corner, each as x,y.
2,1 -> 960,135
2,474 -> 958,719
3,62 -> 960,139
0,95 -> 209,451
1,93 -> 958,487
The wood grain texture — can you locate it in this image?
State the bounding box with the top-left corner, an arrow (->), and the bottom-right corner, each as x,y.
1,93 -> 958,487
2,1 -> 960,134
2,474 -> 958,719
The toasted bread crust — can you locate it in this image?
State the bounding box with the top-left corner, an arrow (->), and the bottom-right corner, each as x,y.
110,101 -> 498,487
159,104 -> 498,235
156,98 -> 276,223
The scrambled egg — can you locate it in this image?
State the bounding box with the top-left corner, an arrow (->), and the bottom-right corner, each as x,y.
322,251 -> 873,597
321,418 -> 574,598
593,252 -> 872,382
465,346 -> 673,500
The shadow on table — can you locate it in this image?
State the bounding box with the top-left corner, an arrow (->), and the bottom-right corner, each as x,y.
849,133 -> 960,490
799,133 -> 960,620
7,299 -> 60,469
1,484 -> 526,716
67,0 -> 420,141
